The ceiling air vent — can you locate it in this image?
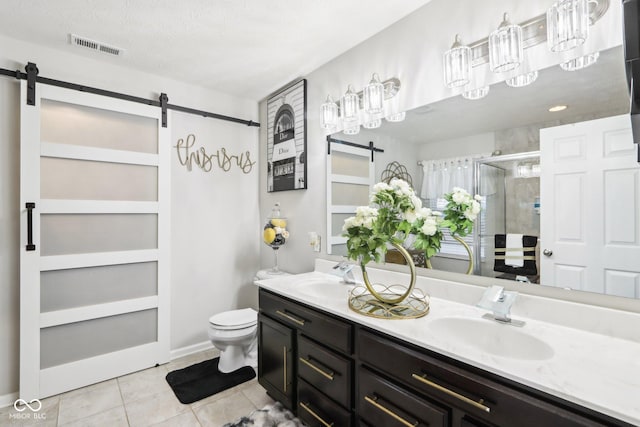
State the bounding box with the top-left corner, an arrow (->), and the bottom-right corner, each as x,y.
69,34 -> 125,57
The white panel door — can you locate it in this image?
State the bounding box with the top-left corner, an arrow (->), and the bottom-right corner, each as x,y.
540,115 -> 640,296
326,143 -> 375,255
19,82 -> 171,399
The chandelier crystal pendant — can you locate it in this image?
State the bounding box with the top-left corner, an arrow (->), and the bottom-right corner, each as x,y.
443,35 -> 471,88
488,13 -> 523,73
320,95 -> 339,130
363,73 -> 385,114
559,51 -> 600,71
547,0 -> 589,52
462,85 -> 490,100
505,70 -> 539,87
340,85 -> 359,124
343,122 -> 361,135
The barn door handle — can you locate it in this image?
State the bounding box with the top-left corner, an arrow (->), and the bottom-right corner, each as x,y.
25,202 -> 36,251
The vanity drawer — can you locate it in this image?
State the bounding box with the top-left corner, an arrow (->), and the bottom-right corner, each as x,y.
298,378 -> 352,427
358,329 -> 611,427
358,365 -> 448,427
260,289 -> 352,354
298,335 -> 352,409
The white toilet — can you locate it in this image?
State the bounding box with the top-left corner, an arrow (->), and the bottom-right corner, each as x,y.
207,308 -> 258,373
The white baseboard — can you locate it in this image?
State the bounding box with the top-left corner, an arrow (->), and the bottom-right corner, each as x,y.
170,340 -> 214,360
0,392 -> 18,409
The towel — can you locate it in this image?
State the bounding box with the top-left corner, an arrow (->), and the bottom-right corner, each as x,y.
505,233 -> 524,267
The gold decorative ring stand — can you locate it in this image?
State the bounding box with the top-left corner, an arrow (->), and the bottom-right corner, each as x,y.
348,243 -> 430,319
425,235 -> 473,275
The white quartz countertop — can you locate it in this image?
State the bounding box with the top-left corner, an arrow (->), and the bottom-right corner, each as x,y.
255,271 -> 640,425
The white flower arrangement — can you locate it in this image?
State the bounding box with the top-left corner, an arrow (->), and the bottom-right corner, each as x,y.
342,179 -> 444,264
441,187 -> 483,237
342,181 -> 483,265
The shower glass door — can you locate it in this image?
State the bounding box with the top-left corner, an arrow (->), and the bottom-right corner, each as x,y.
474,163 -> 506,277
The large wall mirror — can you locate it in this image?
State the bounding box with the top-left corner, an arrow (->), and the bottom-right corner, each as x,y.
327,45 -> 640,300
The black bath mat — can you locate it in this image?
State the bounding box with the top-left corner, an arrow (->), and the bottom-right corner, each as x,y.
166,357 -> 256,404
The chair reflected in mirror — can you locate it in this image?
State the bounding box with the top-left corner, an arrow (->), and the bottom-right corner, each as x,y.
494,234 -> 539,284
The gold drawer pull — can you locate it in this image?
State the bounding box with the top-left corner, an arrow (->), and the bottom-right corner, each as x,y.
283,346 -> 287,393
411,373 -> 491,413
299,357 -> 335,381
299,402 -> 334,427
364,395 -> 418,427
276,310 -> 305,326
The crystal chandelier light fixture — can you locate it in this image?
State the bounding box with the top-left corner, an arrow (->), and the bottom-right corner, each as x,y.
442,2 -> 609,101
559,51 -> 600,71
363,73 -> 385,114
505,70 -> 539,87
462,86 -> 490,100
547,0 -> 589,52
340,85 -> 359,124
443,35 -> 471,88
489,13 -> 524,73
321,75 -> 403,133
320,95 -> 339,130
343,123 -> 361,135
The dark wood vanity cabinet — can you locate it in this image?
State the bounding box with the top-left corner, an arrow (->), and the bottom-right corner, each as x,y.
258,289 -> 633,427
357,329 -> 631,427
257,313 -> 294,408
258,289 -> 355,425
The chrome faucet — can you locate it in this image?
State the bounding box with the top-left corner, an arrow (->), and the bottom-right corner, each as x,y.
331,261 -> 357,284
477,285 -> 525,327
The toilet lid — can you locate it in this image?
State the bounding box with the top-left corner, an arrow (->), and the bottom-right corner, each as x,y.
209,308 -> 257,330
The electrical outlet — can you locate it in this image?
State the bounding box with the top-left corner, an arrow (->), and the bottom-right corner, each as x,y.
308,232 -> 321,252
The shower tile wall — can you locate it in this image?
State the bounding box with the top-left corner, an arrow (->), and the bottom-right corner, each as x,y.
495,127 -> 540,236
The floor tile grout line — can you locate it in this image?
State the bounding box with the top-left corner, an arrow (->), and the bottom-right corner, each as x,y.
115,377 -> 132,427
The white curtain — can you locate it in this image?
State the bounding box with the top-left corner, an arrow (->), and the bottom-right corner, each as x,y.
419,154 -> 488,200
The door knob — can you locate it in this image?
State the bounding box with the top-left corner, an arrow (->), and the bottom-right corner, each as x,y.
543,249 -> 553,257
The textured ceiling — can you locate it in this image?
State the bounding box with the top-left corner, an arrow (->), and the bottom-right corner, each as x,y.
0,0 -> 431,101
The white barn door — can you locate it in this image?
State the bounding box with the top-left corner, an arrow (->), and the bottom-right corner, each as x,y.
19,82 -> 171,399
326,142 -> 375,256
540,114 -> 640,297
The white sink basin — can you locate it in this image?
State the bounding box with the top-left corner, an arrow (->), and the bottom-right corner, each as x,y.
295,279 -> 352,300
429,317 -> 554,361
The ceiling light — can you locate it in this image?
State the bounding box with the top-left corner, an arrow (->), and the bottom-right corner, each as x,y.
549,105 -> 568,112
559,51 -> 600,71
443,35 -> 471,88
363,73 -> 385,114
505,70 -> 539,87
547,0 -> 589,52
489,13 -> 523,73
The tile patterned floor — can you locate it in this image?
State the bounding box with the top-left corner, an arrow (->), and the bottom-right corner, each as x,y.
0,349 -> 275,427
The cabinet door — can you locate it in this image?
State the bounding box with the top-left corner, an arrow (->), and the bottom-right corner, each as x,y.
258,313 -> 294,409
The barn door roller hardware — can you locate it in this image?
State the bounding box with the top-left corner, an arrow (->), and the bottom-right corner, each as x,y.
2,62 -> 259,128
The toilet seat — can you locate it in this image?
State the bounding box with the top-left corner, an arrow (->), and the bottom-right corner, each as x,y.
209,308 -> 257,331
